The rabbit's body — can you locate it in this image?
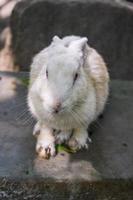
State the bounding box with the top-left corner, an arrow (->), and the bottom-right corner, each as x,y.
28,36 -> 109,158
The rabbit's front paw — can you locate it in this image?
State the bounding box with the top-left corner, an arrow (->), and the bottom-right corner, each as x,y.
68,128 -> 90,150
33,122 -> 40,137
36,128 -> 55,159
36,141 -> 56,159
55,130 -> 72,144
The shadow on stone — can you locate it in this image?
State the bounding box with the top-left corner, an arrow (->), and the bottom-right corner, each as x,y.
0,72 -> 35,178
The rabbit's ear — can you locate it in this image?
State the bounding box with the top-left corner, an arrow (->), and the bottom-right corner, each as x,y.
69,37 -> 88,53
52,35 -> 61,43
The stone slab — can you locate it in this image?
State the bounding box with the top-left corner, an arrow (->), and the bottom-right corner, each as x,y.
10,0 -> 133,80
0,72 -> 133,199
0,71 -> 133,180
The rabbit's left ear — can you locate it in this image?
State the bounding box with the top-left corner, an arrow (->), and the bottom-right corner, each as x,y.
52,35 -> 61,43
69,37 -> 88,54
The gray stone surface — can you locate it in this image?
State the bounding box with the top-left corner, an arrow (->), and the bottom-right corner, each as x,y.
0,72 -> 133,199
0,72 -> 133,180
10,0 -> 133,80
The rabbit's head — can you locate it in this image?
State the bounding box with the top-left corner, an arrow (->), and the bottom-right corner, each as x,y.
35,36 -> 89,117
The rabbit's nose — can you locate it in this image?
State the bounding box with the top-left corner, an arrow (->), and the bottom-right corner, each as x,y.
53,102 -> 62,114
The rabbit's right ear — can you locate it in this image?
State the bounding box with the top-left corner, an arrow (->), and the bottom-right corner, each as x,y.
69,37 -> 88,53
52,36 -> 61,43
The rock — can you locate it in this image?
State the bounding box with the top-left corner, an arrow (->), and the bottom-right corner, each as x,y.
10,0 -> 133,80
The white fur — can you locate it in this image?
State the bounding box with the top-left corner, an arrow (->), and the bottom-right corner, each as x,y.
36,125 -> 55,158
33,122 -> 40,136
28,35 -> 109,158
56,130 -> 72,144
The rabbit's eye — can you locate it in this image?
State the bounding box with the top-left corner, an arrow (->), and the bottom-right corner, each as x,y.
73,73 -> 78,84
46,69 -> 48,78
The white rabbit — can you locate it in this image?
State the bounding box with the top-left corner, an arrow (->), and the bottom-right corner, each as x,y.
28,35 -> 109,158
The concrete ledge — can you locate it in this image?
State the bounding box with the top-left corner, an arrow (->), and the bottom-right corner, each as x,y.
0,179 -> 133,199
0,72 -> 133,199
